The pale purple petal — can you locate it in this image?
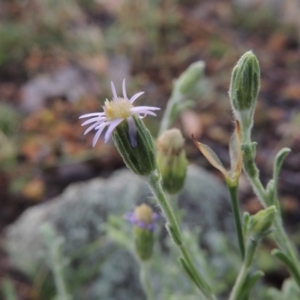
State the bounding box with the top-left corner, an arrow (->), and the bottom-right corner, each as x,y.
127,116 -> 137,147
111,81 -> 118,99
137,111 -> 157,117
84,121 -> 108,135
144,111 -> 157,116
122,79 -> 127,99
95,123 -> 106,130
92,124 -> 108,147
80,80 -> 161,148
79,112 -> 105,119
129,91 -> 144,103
124,210 -> 157,231
124,212 -> 136,223
104,119 -> 123,143
130,107 -> 159,117
81,116 -> 106,126
130,106 -> 160,112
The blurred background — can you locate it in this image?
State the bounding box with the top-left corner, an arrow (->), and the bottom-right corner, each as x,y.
1,0 -> 300,299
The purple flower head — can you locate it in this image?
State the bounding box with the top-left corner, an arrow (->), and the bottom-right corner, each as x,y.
125,204 -> 158,231
79,79 -> 160,147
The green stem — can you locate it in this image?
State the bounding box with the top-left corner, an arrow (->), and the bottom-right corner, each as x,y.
242,155 -> 266,208
273,215 -> 300,277
169,193 -> 183,225
41,224 -> 70,300
242,145 -> 300,286
148,170 -> 216,300
158,92 -> 180,136
229,239 -> 258,300
227,182 -> 245,259
179,244 -> 214,297
140,261 -> 154,300
149,171 -> 181,238
52,255 -> 70,300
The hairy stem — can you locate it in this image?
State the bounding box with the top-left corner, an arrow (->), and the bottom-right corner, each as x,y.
227,182 -> 245,259
140,261 -> 154,300
148,170 -> 216,300
242,144 -> 300,286
229,239 -> 258,300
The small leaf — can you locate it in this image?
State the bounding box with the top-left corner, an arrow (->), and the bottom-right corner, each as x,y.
192,135 -> 227,178
273,148 -> 291,185
166,224 -> 182,246
272,249 -> 300,287
178,257 -> 202,290
238,270 -> 264,299
266,179 -> 275,196
243,212 -> 250,236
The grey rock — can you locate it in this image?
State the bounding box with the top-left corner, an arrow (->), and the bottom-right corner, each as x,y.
5,165 -> 233,299
21,65 -> 101,113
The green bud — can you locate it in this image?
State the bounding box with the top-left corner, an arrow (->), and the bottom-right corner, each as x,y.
133,204 -> 155,261
249,206 -> 276,237
229,51 -> 260,113
176,61 -> 205,95
229,51 -> 260,140
156,129 -> 188,194
112,117 -> 157,176
134,227 -> 154,261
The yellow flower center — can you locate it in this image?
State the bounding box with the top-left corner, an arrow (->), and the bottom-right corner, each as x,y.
104,98 -> 133,120
134,204 -> 153,224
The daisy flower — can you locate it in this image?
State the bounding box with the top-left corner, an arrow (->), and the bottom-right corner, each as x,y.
125,203 -> 158,231
79,79 -> 160,147
125,203 -> 158,260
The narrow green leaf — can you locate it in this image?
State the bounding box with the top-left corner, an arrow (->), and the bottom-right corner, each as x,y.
178,257 -> 202,290
238,270 -> 264,299
243,212 -> 250,236
272,249 -> 300,287
273,148 -> 291,185
265,179 -> 275,206
166,224 -> 182,246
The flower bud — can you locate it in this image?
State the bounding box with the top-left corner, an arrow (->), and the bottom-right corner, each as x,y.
229,51 -> 260,112
156,129 -> 188,194
229,51 -> 260,139
125,204 -> 157,261
112,117 -> 157,176
249,205 -> 276,238
176,61 -> 205,95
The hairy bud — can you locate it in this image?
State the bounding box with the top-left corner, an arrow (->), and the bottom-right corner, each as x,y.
176,61 -> 205,95
113,117 -> 157,176
156,129 -> 188,194
229,51 -> 260,140
126,204 -> 156,261
249,206 -> 276,238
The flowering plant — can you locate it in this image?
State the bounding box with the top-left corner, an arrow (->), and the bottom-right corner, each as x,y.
80,79 -> 159,147
76,52 -> 300,299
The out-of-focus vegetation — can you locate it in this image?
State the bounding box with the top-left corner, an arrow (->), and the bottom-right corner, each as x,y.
1,0 -> 300,299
